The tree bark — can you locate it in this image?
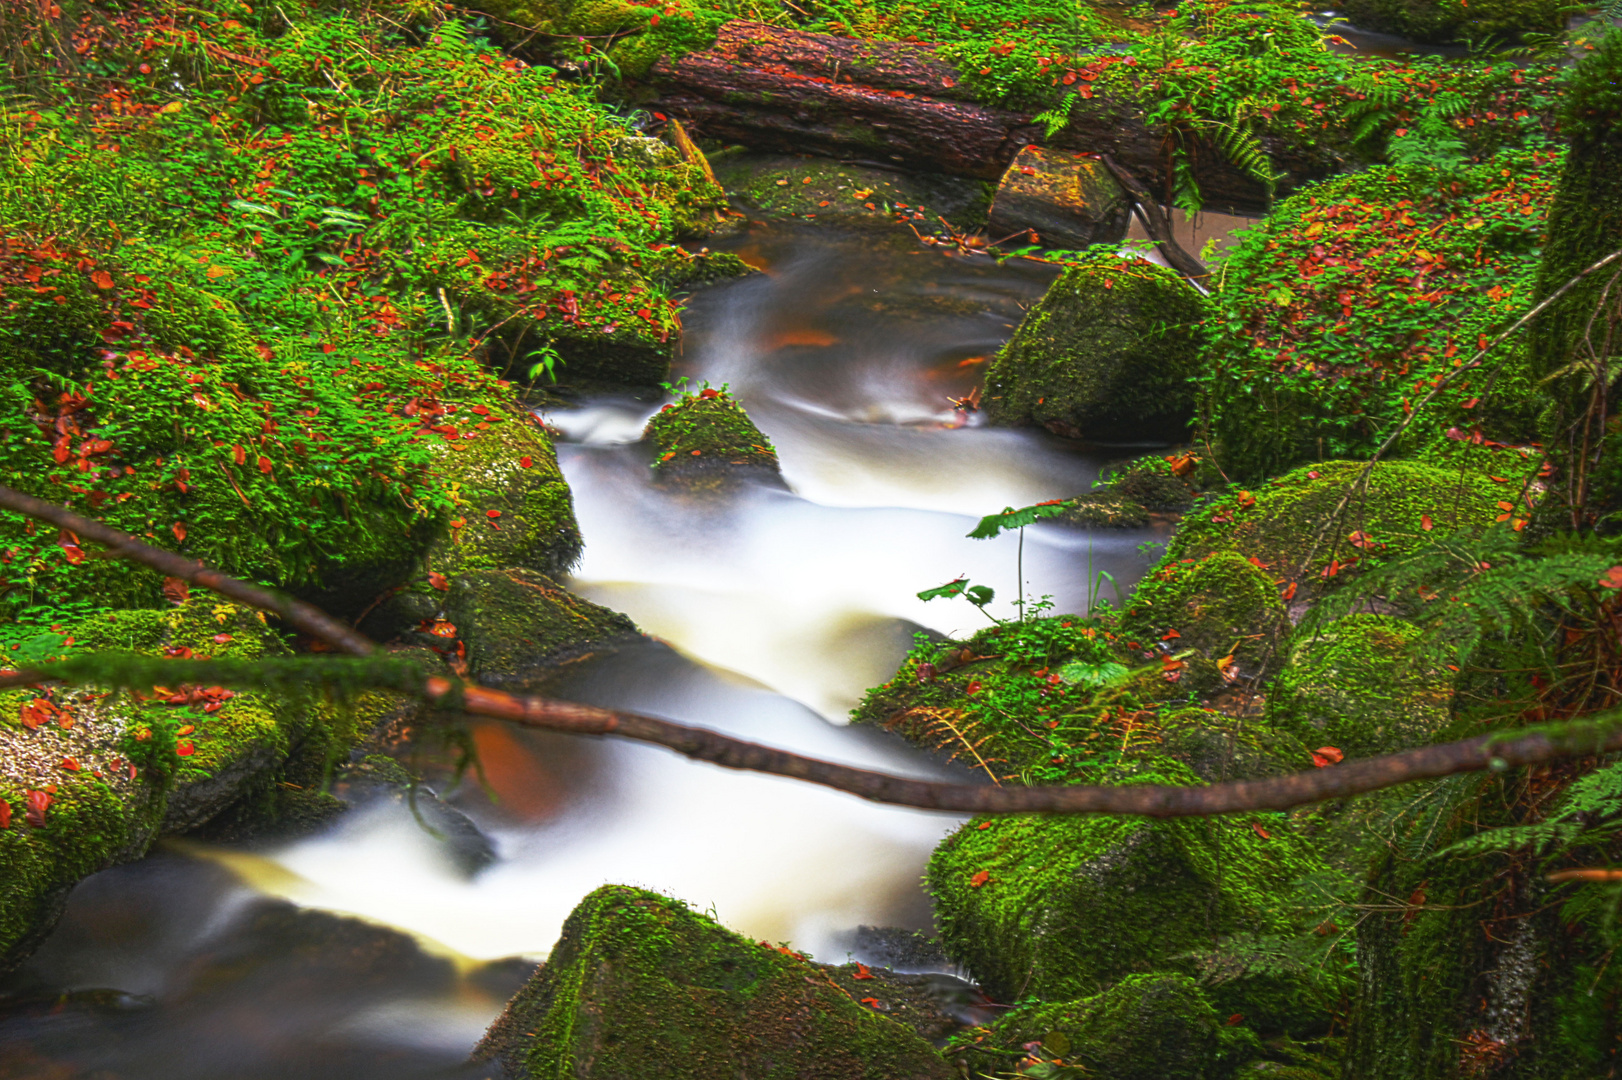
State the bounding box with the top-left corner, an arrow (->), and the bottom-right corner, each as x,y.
643,22 -> 1329,215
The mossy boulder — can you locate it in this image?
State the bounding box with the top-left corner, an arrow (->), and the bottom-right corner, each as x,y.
1055,492 -> 1152,529
1122,550 -> 1290,676
1159,707 -> 1314,783
1107,457 -> 1202,511
1234,1063 -> 1330,1080
1338,0 -> 1563,44
986,145 -> 1133,251
445,568 -> 644,691
642,388 -> 783,493
927,759 -> 1323,1002
984,255 -> 1205,442
1144,461 -> 1503,606
710,152 -> 991,225
0,598 -> 378,975
471,884 -> 954,1079
1173,938 -> 1346,1042
954,974 -> 1224,1080
1267,615 -> 1453,760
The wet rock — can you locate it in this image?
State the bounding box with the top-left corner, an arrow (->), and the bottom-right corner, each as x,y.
444,568 -> 643,692
1158,707 -> 1314,783
822,963 -> 974,1046
1054,492 -> 1151,529
335,755 -> 499,876
1122,550 -> 1291,675
710,151 -> 991,225
850,925 -> 951,972
472,884 -> 953,1079
986,146 -> 1133,251
642,387 -> 784,494
983,254 -> 1205,442
927,758 -> 1322,1002
954,974 -> 1226,1080
1266,615 -> 1453,759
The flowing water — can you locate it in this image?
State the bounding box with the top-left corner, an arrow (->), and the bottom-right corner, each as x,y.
0,222 -> 1170,1078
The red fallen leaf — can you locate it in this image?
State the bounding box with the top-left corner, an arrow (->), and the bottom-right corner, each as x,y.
232,444 -> 246,465
60,757 -> 79,771
257,456 -> 272,474
1462,397 -> 1479,409
20,698 -> 54,730
1281,582 -> 1298,601
58,530 -> 86,565
213,633 -> 233,644
0,800 -> 9,829
163,577 -> 190,605
135,728 -> 152,741
428,572 -> 450,591
518,455 -> 533,468
1237,491 -> 1256,508
1349,530 -> 1377,549
976,821 -> 992,830
486,509 -> 502,519
1226,1014 -> 1245,1026
690,449 -> 702,456
91,269 -> 113,289
1321,559 -> 1342,580
1247,556 -> 1272,569
176,724 -> 194,736
1421,514 -> 1434,532
176,741 -> 195,757
1250,822 -> 1270,840
1161,629 -> 1181,640
700,388 -> 721,399
429,620 -> 457,638
25,790 -> 50,827
1161,655 -> 1185,671
1599,566 -> 1622,590
969,870 -> 991,888
852,963 -> 875,980
173,521 -> 187,543
1312,746 -> 1345,767
965,680 -> 982,695
660,452 -> 676,462
321,342 -> 335,354
860,997 -> 881,1007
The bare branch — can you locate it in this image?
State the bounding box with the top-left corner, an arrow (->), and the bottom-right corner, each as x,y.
3,484 -> 1618,819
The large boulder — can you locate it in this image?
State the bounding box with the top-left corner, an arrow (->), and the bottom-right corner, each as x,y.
472,885 -> 953,1079
1267,614 -> 1454,759
0,598 -> 380,975
987,146 -> 1134,251
953,974 -> 1227,1080
983,254 -> 1205,442
926,758 -> 1322,1003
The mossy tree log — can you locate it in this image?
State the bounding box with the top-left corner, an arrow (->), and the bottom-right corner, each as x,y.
639,22 -> 1324,215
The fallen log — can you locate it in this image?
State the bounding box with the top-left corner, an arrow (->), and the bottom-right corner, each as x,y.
643,21 -> 1335,215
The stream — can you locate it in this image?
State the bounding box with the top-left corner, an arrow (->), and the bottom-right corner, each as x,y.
0,222 -> 1169,1078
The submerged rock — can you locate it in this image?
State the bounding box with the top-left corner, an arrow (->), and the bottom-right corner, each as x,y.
1267,614 -> 1453,759
927,758 -> 1323,1003
472,884 -> 953,1079
987,145 -> 1133,251
642,387 -> 784,493
983,254 -> 1205,442
954,974 -> 1227,1080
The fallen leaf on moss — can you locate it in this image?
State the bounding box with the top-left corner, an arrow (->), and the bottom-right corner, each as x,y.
969,870 -> 990,888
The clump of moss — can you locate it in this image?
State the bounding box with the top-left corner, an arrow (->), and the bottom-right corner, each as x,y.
642,386 -> 781,490
1158,707 -> 1314,783
951,974 -> 1226,1080
984,254 -> 1205,442
1267,615 -> 1453,759
926,756 -> 1324,1002
471,884 -> 954,1079
1122,550 -> 1290,675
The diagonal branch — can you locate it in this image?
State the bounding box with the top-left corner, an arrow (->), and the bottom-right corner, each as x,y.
3,484 -> 1618,818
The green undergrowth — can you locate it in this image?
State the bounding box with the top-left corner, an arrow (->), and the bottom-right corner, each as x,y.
0,0 -> 724,621
1202,141 -> 1562,481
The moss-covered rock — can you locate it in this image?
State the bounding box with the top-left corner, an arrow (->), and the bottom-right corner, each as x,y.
1106,456 -> 1202,512
1159,707 -> 1314,783
927,758 -> 1323,1002
642,387 -> 782,492
471,884 -> 954,1079
1122,550 -> 1290,676
1267,615 -> 1452,759
445,568 -> 643,691
1054,492 -> 1152,529
1338,0 -> 1562,44
1141,461 -> 1503,607
0,598 -> 378,975
1233,1062 -> 1330,1080
986,145 -> 1133,251
984,254 -> 1205,442
710,152 -> 992,225
1173,937 -> 1346,1042
954,974 -> 1224,1080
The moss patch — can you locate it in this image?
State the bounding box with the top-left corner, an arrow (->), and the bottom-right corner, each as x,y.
643,387 -> 781,491
1122,550 -> 1290,675
471,884 -> 953,1079
984,254 -> 1205,442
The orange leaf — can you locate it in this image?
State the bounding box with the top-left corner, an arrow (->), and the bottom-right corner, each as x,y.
1281,582 -> 1298,601
1421,514 -> 1434,531
233,444 -> 246,465
518,456 -> 533,468
163,576 -> 190,605
176,725 -> 194,736
969,870 -> 991,888
852,962 -> 875,980
860,997 -> 881,1007
1600,566 -> 1622,590
1312,746 -> 1344,767
206,265 -> 231,279
1250,822 -> 1270,840
486,509 -> 502,519
430,620 -> 458,638
172,521 -> 187,543
428,572 -> 450,591
257,456 -> 272,474
1237,491 -> 1256,508
176,741 -> 195,757
90,270 -> 114,289
1161,629 -> 1181,640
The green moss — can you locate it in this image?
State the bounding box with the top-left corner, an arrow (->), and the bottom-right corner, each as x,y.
1104,456 -> 1201,512
1145,461 -> 1503,603
1055,493 -> 1151,529
1159,707 -> 1314,783
1337,0 -> 1562,44
1234,1063 -> 1330,1080
1267,615 -> 1453,759
984,254 -> 1206,442
642,388 -> 780,490
955,974 -> 1223,1080
470,884 -> 953,1079
1122,550 -> 1289,674
927,758 -> 1324,1002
